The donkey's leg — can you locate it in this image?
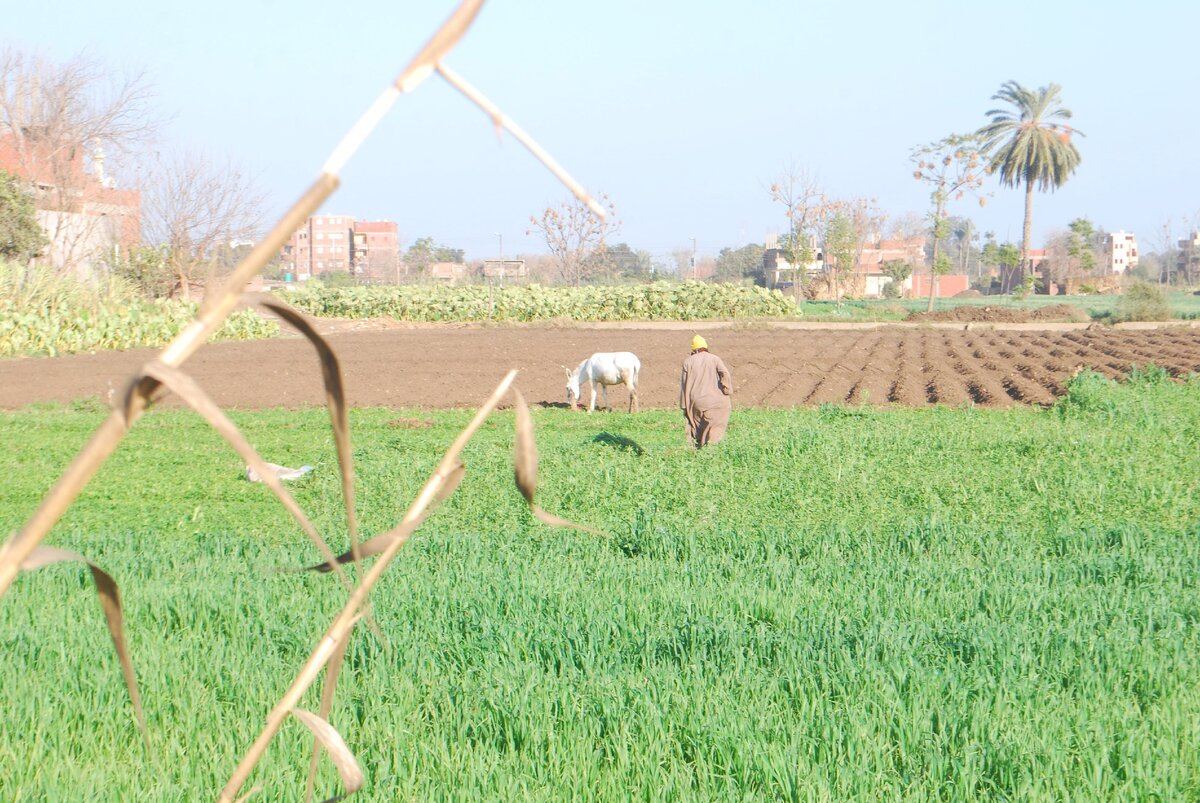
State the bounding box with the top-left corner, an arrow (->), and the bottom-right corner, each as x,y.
622,369 -> 638,413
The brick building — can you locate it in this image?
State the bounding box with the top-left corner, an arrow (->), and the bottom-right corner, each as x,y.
0,133 -> 140,277
282,215 -> 398,281
351,220 -> 400,282
857,237 -> 929,297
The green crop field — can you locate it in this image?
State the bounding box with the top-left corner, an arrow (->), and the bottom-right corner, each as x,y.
1,374 -> 1198,800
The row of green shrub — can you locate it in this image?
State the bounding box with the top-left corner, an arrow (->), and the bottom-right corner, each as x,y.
0,300 -> 276,357
0,261 -> 277,358
278,281 -> 799,322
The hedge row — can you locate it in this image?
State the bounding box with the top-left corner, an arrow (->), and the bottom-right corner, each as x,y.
279,281 -> 798,322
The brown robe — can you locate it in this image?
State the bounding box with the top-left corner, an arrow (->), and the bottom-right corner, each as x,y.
679,350 -> 732,447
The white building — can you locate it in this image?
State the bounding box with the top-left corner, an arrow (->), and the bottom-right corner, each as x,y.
1101,231 -> 1138,274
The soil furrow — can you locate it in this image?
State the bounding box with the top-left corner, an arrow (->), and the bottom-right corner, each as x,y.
3,325 -> 1197,411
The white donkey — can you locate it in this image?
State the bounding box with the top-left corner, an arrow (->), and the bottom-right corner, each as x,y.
565,352 -> 641,413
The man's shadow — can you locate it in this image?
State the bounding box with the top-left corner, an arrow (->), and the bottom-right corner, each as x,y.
591,432 -> 646,456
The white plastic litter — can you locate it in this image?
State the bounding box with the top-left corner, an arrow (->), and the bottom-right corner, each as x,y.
246,462 -> 314,483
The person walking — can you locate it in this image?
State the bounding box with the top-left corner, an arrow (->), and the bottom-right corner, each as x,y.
679,334 -> 732,448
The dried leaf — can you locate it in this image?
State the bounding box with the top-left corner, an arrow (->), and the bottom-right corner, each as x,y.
300,462 -> 465,573
20,546 -> 145,733
394,0 -> 486,93
511,389 -> 605,536
512,388 -> 538,503
291,708 -> 364,798
261,300 -> 359,561
232,786 -> 263,803
435,62 -> 605,218
138,361 -> 349,585
221,374 -> 517,803
306,614 -> 361,803
529,505 -> 605,536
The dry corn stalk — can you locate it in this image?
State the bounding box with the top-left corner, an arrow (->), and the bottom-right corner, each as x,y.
0,0 -> 611,799
0,0 -> 602,600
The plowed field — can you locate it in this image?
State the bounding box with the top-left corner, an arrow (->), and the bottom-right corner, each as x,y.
1,325 -> 1197,410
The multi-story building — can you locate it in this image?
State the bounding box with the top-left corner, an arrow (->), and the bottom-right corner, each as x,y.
283,216 -> 398,281
351,220 -> 400,282
1176,231 -> 1200,284
1101,231 -> 1138,274
283,215 -> 353,279
285,216 -> 403,282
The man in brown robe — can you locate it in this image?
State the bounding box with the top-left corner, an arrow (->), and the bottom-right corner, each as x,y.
679,334 -> 732,448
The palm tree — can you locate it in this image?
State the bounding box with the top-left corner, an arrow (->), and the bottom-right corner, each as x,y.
977,81 -> 1083,291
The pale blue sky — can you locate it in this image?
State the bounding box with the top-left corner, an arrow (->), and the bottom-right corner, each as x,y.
7,1 -> 1197,263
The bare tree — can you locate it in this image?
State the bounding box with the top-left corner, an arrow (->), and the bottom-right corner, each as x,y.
911,134 -> 989,309
887,211 -> 927,241
844,195 -> 887,271
527,194 -> 619,286
141,151 -> 264,299
670,246 -> 692,278
818,196 -> 885,309
1041,228 -> 1072,289
768,165 -> 832,299
1150,221 -> 1171,285
520,253 -> 560,284
0,48 -> 157,278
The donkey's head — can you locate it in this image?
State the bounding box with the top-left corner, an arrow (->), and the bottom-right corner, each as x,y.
564,365 -> 581,409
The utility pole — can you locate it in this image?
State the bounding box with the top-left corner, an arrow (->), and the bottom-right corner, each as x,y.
691,237 -> 697,280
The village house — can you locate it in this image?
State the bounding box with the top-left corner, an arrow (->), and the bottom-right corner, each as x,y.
481,259 -> 527,281
1101,231 -> 1138,275
427,261 -> 470,283
0,132 -> 140,278
763,233 -> 971,299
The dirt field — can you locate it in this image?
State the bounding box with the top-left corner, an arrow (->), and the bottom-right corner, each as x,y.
1,325 -> 1198,410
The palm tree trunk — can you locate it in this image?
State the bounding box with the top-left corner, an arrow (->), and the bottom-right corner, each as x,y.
1021,177 -> 1034,290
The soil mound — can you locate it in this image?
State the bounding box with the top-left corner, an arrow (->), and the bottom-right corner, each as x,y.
954,289 -> 984,298
906,303 -> 1090,324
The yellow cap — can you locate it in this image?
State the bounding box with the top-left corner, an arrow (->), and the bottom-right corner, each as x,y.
690,334 -> 707,351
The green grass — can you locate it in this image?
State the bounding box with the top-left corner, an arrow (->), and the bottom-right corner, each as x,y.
1,375 -> 1199,800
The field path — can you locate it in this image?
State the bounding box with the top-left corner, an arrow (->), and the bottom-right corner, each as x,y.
1,324 -> 1197,410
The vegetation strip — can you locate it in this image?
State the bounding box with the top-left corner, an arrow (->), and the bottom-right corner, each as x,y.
1,373 -> 1197,799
